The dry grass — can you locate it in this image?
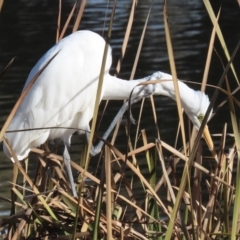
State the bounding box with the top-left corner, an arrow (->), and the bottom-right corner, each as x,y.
0,0 -> 240,239
0,126 -> 239,239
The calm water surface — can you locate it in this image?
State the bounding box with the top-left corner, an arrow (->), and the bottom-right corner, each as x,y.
0,0 -> 239,216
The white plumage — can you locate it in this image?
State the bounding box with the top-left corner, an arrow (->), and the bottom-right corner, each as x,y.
3,30 -> 211,196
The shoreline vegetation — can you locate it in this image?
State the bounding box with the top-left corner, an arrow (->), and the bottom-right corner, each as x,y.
0,1 -> 240,239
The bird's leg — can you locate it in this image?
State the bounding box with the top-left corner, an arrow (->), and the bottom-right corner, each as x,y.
90,94 -> 150,156
63,145 -> 77,197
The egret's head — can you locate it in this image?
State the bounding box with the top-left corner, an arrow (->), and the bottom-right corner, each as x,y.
183,91 -> 212,129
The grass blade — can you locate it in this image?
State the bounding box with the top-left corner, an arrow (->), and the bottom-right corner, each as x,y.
203,0 -> 239,84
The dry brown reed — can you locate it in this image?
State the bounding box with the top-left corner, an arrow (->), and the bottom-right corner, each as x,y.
1,0 -> 240,239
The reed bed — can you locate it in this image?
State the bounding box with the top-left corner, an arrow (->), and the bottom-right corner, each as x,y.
0,0 -> 240,239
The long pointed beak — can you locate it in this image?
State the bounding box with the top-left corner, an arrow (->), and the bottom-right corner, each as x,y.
203,125 -> 218,163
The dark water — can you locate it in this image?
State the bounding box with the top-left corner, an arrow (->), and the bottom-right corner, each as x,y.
0,0 -> 239,217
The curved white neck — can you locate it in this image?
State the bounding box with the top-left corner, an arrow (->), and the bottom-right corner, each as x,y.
102,71 -> 195,103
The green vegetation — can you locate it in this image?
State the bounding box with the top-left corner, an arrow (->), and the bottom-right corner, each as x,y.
0,0 -> 240,239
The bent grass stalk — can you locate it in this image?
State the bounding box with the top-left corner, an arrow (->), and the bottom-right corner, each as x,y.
1,1 -> 240,239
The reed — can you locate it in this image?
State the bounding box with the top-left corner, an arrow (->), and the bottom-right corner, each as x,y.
0,0 -> 240,239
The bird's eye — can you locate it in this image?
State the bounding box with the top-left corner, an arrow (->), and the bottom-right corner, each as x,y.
197,114 -> 204,123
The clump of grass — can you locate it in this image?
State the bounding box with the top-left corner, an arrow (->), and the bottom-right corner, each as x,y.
1,0 -> 240,239
0,121 -> 239,239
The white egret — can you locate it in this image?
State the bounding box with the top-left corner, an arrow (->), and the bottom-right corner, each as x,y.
3,30 -> 211,197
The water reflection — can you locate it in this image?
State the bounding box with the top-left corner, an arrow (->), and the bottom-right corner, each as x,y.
0,0 -> 239,217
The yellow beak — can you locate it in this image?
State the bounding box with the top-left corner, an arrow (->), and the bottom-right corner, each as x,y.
203,125 -> 218,163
